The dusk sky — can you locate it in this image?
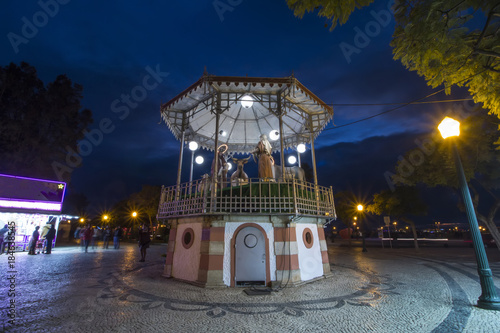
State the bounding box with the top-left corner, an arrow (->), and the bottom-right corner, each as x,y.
1,1 -> 471,223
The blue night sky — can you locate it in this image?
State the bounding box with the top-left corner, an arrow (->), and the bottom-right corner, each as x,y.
1,1 -> 469,223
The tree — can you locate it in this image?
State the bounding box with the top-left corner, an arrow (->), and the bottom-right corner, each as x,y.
366,187 -> 427,250
392,110 -> 500,250
286,1 -> 500,118
392,1 -> 500,117
129,185 -> 162,229
287,0 -> 375,30
0,62 -> 93,181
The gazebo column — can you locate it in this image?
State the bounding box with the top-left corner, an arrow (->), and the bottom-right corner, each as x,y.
309,116 -> 320,213
278,93 -> 285,180
175,117 -> 186,200
309,134 -> 318,186
210,92 -> 221,212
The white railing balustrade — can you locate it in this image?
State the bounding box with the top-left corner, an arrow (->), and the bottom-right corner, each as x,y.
157,178 -> 335,219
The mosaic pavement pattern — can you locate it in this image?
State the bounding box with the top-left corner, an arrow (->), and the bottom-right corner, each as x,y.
1,243 -> 499,332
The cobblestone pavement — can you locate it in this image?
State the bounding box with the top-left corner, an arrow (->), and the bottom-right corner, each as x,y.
1,241 -> 500,333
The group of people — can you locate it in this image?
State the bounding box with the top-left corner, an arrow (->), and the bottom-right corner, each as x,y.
73,224 -> 152,262
75,225 -> 123,253
27,222 -> 56,255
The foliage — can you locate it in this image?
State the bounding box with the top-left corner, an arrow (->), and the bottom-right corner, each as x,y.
392,1 -> 500,117
366,186 -> 427,218
367,186 -> 426,249
333,190 -> 362,223
287,1 -> 500,118
0,62 -> 93,181
394,111 -> 500,189
286,0 -> 375,30
129,185 -> 162,227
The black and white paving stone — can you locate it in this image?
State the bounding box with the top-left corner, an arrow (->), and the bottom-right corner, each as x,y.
1,242 -> 499,332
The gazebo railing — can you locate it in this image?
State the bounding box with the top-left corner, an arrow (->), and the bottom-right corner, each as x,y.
157,178 -> 335,219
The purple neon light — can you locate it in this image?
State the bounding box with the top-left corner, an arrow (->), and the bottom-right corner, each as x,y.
0,173 -> 67,204
0,199 -> 62,211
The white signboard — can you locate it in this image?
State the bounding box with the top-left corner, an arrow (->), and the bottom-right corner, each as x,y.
384,216 -> 390,226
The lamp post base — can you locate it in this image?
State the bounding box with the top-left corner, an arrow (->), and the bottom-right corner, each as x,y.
477,299 -> 500,311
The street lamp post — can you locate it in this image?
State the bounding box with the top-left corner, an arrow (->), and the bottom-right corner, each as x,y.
357,204 -> 367,252
438,116 -> 500,310
188,141 -> 199,183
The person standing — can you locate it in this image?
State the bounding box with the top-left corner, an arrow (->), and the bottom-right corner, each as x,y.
28,226 -> 40,255
44,224 -> 56,254
91,227 -> 101,249
251,134 -> 273,179
82,225 -> 93,253
102,226 -> 111,249
0,224 -> 9,254
138,225 -> 151,262
113,226 -> 122,249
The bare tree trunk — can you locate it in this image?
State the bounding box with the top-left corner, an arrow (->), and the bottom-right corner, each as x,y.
403,218 -> 419,251
469,182 -> 500,252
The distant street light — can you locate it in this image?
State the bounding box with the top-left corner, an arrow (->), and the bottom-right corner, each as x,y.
357,204 -> 367,252
132,211 -> 137,218
438,116 -> 500,310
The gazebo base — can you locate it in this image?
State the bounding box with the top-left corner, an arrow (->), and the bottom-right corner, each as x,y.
162,214 -> 331,287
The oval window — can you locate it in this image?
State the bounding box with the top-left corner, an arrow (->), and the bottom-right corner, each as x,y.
182,228 -> 194,249
303,228 -> 314,249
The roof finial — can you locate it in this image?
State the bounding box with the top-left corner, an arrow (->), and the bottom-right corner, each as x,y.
203,66 -> 208,76
291,70 -> 295,78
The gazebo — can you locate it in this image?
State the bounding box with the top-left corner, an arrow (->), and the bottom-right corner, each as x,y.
157,73 -> 336,287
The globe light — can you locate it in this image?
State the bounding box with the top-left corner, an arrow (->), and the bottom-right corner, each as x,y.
297,143 -> 306,153
188,141 -> 198,151
103,215 -> 108,220
438,117 -> 460,139
288,155 -> 297,164
195,156 -> 204,164
269,130 -> 279,141
132,211 -> 137,217
357,204 -> 363,211
241,95 -> 254,108
219,130 -> 227,137
227,163 -> 232,170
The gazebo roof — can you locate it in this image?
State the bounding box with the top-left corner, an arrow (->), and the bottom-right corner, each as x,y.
160,74 -> 333,153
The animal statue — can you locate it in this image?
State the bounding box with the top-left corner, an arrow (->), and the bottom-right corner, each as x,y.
273,165 -> 306,182
197,174 -> 211,193
230,156 -> 250,186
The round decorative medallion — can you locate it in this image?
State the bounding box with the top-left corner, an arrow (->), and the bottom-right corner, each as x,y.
244,233 -> 258,248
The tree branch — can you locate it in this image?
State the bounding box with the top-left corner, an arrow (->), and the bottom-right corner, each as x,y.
483,66 -> 500,73
474,4 -> 500,49
474,49 -> 500,59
